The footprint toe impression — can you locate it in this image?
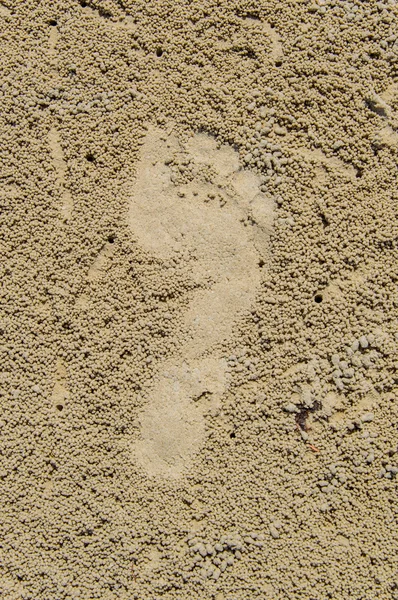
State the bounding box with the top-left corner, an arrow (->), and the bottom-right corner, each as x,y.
128,125 -> 275,477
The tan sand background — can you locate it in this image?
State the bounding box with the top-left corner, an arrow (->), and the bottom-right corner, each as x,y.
1,0 -> 398,598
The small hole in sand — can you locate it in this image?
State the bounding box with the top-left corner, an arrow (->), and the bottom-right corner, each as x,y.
314,294 -> 323,303
108,235 -> 115,244
86,152 -> 95,162
258,259 -> 265,268
49,19 -> 58,26
79,1 -> 87,6
56,404 -> 64,412
275,60 -> 283,67
230,431 -> 236,439
156,47 -> 163,57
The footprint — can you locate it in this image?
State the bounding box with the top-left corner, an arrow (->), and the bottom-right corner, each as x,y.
48,128 -> 73,221
128,125 -> 274,477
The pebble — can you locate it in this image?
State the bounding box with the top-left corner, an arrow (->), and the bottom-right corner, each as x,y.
385,465 -> 398,475
332,140 -> 344,150
361,412 -> 374,423
206,543 -> 214,555
362,356 -> 373,368
198,544 -> 207,557
274,125 -> 287,136
220,560 -> 228,572
336,379 -> 345,391
359,335 -> 369,349
343,367 -> 355,378
212,567 -> 221,581
269,524 -> 280,539
284,402 -> 298,413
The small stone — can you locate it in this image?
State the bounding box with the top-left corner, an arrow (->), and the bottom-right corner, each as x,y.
359,335 -> 369,349
274,125 -> 287,136
332,140 -> 344,150
361,412 -> 374,423
198,544 -> 207,557
206,544 -> 214,556
332,369 -> 343,379
343,368 -> 355,378
269,524 -> 280,539
386,465 -> 398,475
362,356 -> 373,368
284,402 -> 298,413
212,567 -> 221,581
351,340 -> 359,352
214,543 -> 223,553
336,379 -> 345,391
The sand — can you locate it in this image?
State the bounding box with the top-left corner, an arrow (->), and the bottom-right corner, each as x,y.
1,1 -> 398,599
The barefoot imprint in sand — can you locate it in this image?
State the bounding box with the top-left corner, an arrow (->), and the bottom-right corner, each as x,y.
128,126 -> 274,476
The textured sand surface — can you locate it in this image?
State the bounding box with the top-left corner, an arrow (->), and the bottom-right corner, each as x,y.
1,1 -> 398,599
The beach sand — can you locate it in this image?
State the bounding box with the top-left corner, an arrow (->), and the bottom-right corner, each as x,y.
1,1 -> 398,598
